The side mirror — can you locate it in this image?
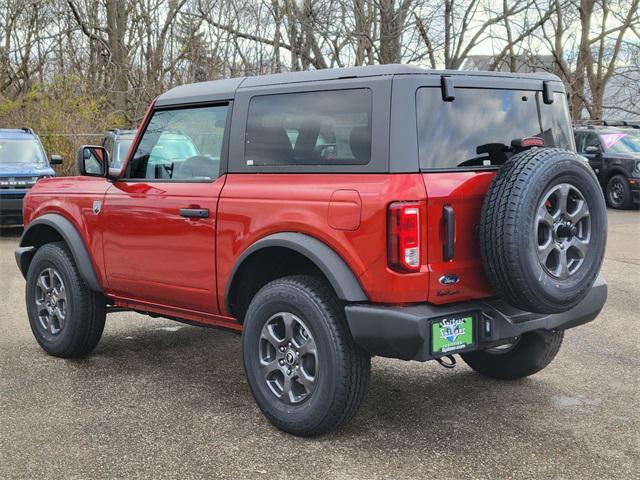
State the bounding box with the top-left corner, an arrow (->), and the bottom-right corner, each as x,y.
585,145 -> 601,155
76,145 -> 108,177
49,154 -> 63,165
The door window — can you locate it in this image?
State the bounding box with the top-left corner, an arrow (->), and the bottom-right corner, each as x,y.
127,104 -> 228,180
575,133 -> 585,153
583,133 -> 602,152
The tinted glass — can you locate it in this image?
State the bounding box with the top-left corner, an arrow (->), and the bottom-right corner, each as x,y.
128,105 -> 228,180
245,89 -> 372,166
0,139 -> 47,165
582,133 -> 602,152
113,138 -> 134,167
417,88 -> 573,169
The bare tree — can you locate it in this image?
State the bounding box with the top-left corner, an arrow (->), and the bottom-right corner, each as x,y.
536,0 -> 640,119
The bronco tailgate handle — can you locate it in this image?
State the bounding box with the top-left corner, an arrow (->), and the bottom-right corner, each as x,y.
443,205 -> 455,261
180,208 -> 209,219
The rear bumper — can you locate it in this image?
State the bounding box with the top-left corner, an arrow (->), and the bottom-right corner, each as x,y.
0,195 -> 24,223
345,275 -> 607,362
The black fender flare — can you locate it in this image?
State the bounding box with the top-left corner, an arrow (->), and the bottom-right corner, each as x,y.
225,232 -> 367,312
604,166 -> 630,184
16,213 -> 102,292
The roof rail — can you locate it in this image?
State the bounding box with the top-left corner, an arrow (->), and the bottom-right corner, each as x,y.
573,120 -> 640,129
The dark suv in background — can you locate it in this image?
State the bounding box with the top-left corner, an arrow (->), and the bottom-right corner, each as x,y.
574,121 -> 640,209
101,128 -> 136,169
0,128 -> 61,225
102,128 -> 202,173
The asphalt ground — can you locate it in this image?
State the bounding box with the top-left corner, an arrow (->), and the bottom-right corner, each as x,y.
1,209 -> 638,479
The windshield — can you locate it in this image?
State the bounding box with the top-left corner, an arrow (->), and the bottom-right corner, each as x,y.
601,133 -> 640,154
0,139 -> 47,165
417,88 -> 573,170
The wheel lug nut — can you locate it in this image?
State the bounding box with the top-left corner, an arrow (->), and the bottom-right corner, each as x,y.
279,346 -> 285,352
279,359 -> 285,366
287,369 -> 291,375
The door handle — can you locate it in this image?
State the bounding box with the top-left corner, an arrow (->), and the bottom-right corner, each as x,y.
443,205 -> 455,261
180,208 -> 209,219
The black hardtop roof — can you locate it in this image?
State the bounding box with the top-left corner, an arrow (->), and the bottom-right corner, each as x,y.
155,64 -> 562,107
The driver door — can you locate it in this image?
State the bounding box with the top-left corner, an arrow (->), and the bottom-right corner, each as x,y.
101,103 -> 229,314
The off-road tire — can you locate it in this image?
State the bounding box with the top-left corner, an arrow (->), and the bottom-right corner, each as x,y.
461,329 -> 564,380
606,174 -> 633,209
481,148 -> 607,314
26,242 -> 106,358
242,275 -> 371,436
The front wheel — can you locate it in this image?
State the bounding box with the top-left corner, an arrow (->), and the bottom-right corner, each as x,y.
606,174 -> 633,209
242,275 -> 371,436
460,330 -> 564,380
26,242 -> 106,358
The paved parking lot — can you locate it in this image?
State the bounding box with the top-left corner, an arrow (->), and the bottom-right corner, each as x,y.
1,209 -> 638,479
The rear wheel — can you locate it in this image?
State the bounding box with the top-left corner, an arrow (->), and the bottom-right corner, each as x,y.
606,174 -> 633,209
26,242 -> 106,358
460,330 -> 564,380
242,275 -> 370,436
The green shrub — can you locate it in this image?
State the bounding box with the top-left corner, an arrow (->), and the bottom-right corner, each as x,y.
0,76 -> 126,175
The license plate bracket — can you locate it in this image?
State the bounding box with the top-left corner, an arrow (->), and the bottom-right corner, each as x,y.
430,312 -> 476,356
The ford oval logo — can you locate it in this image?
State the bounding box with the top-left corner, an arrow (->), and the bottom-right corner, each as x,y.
439,274 -> 459,286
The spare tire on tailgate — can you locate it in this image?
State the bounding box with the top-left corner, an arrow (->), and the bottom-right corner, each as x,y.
480,148 -> 607,314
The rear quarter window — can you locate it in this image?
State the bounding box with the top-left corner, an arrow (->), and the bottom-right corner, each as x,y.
244,89 -> 372,166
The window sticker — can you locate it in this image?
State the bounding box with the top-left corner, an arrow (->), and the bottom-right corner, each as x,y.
601,133 -> 626,149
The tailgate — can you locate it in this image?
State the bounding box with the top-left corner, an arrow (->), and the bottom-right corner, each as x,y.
422,172 -> 496,304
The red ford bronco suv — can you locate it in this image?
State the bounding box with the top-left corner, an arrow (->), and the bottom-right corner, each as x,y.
16,65 -> 607,436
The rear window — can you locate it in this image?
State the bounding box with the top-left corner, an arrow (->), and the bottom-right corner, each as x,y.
245,89 -> 372,166
417,88 -> 573,170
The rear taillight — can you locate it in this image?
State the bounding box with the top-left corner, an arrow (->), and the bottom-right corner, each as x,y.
388,202 -> 421,272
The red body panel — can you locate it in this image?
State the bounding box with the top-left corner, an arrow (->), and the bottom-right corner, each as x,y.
23,176 -> 112,289
422,172 -> 496,304
23,169 -> 497,326
216,173 -> 430,315
100,178 -> 224,314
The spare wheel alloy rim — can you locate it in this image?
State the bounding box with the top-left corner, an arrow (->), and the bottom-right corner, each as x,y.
258,312 -> 318,404
535,183 -> 591,279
